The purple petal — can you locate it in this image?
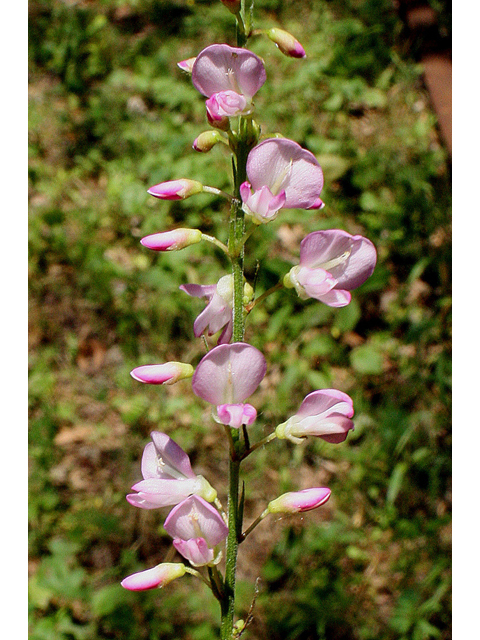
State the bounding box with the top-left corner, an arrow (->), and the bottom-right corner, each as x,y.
180,283 -> 217,300
246,138 -> 323,209
150,431 -> 196,479
173,537 -> 214,566
192,343 -> 267,405
164,495 -> 228,547
316,288 -> 352,307
299,230 -> 377,291
297,389 -> 354,419
192,44 -> 266,99
216,403 -> 257,428
128,478 -> 200,508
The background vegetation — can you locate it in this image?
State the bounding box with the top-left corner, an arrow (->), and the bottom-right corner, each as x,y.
28,0 -> 452,638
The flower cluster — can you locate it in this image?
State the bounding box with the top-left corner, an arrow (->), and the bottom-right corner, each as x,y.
122,6 -> 378,637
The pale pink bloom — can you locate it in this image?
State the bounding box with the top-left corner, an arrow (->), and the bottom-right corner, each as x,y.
240,138 -> 324,222
267,488 -> 331,514
266,28 -> 306,58
180,274 -> 235,344
130,362 -> 193,385
147,179 -> 203,200
192,342 -> 266,406
140,228 -> 202,252
192,44 -> 266,102
205,90 -> 248,120
127,431 -> 217,509
216,403 -> 257,429
284,229 -> 377,307
164,495 -> 229,567
275,389 -> 354,444
121,562 -> 186,591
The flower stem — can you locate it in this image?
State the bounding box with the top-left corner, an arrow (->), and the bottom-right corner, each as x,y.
240,508 -> 269,542
245,281 -> 283,313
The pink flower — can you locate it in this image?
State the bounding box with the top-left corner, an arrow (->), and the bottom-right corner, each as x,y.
275,389 -> 354,444
180,274 -> 236,344
267,488 -> 331,513
266,28 -> 306,58
192,342 -> 266,429
121,562 -> 186,591
130,362 -> 194,385
284,229 -> 377,307
140,228 -> 202,252
192,44 -> 266,102
164,495 -> 229,567
126,432 -> 217,510
192,342 -> 266,405
240,138 -> 324,223
192,44 -> 266,122
147,179 -> 204,201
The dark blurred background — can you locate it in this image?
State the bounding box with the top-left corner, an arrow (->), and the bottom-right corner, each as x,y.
28,1 -> 452,638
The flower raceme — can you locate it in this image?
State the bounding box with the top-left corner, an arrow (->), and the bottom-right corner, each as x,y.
284,229 -> 377,307
191,44 -> 266,121
164,495 -> 229,567
126,431 -> 217,510
275,389 -> 355,444
240,138 -> 324,223
192,342 -> 267,429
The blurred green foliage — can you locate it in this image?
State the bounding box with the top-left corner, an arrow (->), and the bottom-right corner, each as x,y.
29,0 -> 451,638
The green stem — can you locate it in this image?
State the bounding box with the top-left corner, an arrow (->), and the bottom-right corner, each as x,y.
220,448 -> 241,639
220,11 -> 258,635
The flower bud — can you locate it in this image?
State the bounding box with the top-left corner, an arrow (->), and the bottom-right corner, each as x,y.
220,0 -> 241,14
243,281 -> 254,305
148,179 -> 204,200
130,362 -> 194,385
121,562 -> 186,591
266,28 -> 306,59
267,488 -> 331,514
177,57 -> 196,73
193,130 -> 225,153
140,228 -> 202,251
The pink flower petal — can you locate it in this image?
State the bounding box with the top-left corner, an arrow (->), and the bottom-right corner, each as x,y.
164,495 -> 228,548
173,537 -> 214,566
192,343 -> 266,405
297,389 -> 354,419
216,403 -> 257,428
